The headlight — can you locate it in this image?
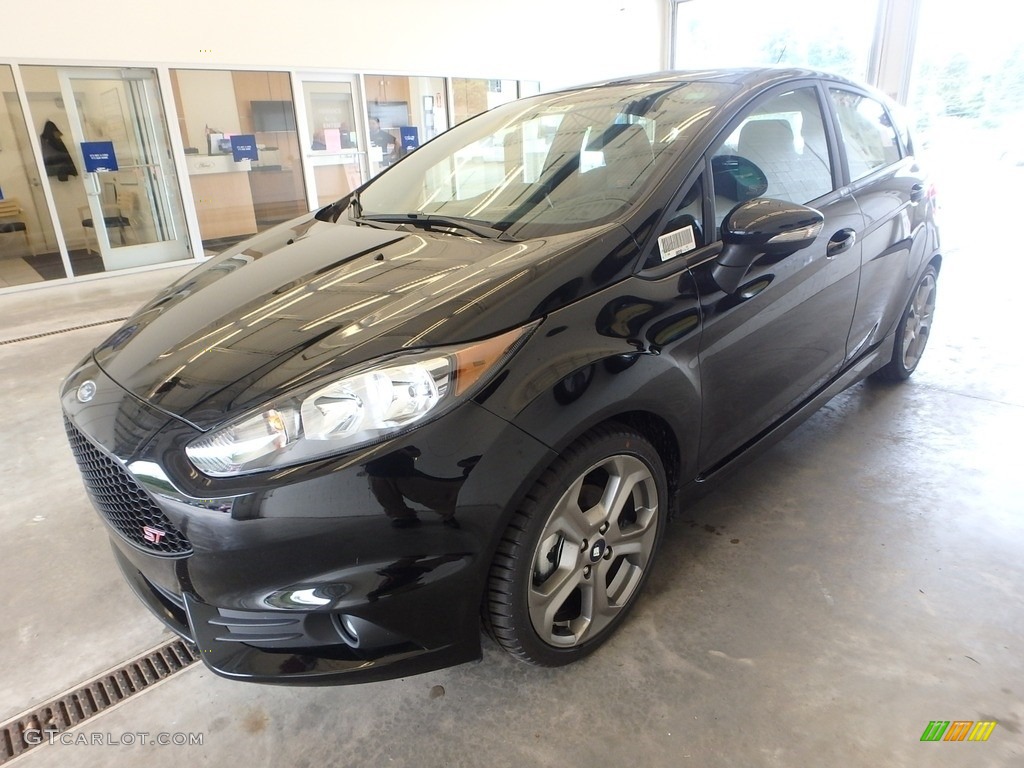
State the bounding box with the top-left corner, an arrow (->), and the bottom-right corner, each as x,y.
185,323 -> 535,476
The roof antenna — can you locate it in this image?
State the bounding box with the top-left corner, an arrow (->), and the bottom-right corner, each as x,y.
775,45 -> 788,64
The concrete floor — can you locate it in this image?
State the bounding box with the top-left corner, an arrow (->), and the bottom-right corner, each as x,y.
1,169 -> 1022,767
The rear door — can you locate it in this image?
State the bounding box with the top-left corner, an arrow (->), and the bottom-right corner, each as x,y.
690,81 -> 865,471
826,87 -> 929,358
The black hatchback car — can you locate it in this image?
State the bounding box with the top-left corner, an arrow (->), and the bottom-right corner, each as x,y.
61,68 -> 939,684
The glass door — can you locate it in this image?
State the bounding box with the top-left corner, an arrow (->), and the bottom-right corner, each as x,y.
0,65 -> 65,288
364,74 -> 450,178
57,68 -> 189,271
294,76 -> 367,208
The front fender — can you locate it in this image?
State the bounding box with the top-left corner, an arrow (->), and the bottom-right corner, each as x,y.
476,273 -> 704,486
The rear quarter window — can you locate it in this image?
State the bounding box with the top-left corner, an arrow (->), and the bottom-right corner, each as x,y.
886,100 -> 915,156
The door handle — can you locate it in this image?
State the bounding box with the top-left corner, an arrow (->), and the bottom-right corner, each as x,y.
910,183 -> 925,204
826,228 -> 856,258
84,172 -> 102,197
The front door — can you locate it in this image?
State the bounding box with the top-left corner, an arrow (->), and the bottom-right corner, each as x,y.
58,68 -> 189,271
694,83 -> 863,470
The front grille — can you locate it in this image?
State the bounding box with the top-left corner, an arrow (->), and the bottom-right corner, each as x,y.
64,418 -> 192,557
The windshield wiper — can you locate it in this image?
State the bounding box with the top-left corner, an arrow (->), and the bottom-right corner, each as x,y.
315,189 -> 362,222
356,213 -> 505,239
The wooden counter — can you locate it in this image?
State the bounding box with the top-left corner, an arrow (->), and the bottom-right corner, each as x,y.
186,155 -> 257,242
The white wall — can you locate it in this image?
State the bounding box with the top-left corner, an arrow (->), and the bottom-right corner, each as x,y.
7,0 -> 668,89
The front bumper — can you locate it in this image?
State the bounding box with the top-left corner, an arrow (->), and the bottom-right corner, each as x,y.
112,547 -> 477,684
62,357 -> 555,684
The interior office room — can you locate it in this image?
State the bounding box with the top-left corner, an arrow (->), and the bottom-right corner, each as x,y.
1,0 -> 1022,765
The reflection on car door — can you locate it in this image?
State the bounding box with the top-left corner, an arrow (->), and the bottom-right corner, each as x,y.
828,88 -> 926,359
692,83 -> 865,472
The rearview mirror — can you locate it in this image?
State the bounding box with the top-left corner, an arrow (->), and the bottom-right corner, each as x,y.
712,198 -> 824,294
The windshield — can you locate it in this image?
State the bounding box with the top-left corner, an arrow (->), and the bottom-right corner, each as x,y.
355,81 -> 734,240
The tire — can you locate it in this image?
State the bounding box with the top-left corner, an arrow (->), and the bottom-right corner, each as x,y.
873,265 -> 938,382
485,423 -> 668,666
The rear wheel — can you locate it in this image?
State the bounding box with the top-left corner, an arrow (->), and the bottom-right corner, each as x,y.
485,424 -> 667,666
874,265 -> 938,382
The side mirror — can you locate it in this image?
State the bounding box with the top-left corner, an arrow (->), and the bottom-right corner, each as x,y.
712,198 -> 824,294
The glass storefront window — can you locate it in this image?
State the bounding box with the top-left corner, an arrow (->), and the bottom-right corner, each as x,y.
909,0 -> 1024,173
171,69 -> 307,253
0,65 -> 64,286
364,75 -> 449,179
452,78 -> 517,125
671,0 -> 880,81
1,64 -> 541,292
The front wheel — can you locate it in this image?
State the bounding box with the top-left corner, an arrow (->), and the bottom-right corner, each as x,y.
873,265 -> 938,382
485,423 -> 667,666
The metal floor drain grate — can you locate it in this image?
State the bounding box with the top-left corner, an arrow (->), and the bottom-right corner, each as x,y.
0,317 -> 129,347
0,638 -> 199,765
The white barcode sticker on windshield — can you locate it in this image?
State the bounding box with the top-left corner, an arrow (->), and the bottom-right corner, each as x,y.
657,225 -> 696,262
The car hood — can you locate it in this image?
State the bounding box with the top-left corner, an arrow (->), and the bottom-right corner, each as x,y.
93,213 -> 639,429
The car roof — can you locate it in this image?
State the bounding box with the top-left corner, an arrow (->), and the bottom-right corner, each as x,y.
543,67 -> 897,124
562,67 -> 867,94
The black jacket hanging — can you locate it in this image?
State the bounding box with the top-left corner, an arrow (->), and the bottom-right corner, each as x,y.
41,120 -> 78,182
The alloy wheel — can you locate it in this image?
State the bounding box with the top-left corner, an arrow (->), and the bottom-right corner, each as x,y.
528,454 -> 659,647
901,272 -> 936,371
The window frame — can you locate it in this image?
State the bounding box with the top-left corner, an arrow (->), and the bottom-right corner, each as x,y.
708,82 -> 841,222
640,166 -> 710,273
884,99 -> 915,158
824,85 -> 904,186
638,79 -> 844,276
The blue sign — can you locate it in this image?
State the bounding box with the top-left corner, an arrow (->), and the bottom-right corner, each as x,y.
400,127 -> 420,152
231,134 -> 259,162
81,141 -> 118,172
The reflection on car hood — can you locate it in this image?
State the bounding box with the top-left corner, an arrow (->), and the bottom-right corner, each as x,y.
93,214 -> 638,429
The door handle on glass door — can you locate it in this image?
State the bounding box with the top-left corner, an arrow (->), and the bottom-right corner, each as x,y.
84,172 -> 102,197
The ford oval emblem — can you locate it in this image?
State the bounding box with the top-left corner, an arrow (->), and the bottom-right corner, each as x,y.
76,380 -> 97,403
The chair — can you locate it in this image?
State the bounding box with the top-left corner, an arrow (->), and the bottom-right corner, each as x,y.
738,118 -> 829,203
80,189 -> 135,253
0,197 -> 33,257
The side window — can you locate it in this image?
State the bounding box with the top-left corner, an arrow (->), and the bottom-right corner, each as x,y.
648,174 -> 704,267
829,89 -> 901,181
711,87 -> 834,233
886,100 -> 914,156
